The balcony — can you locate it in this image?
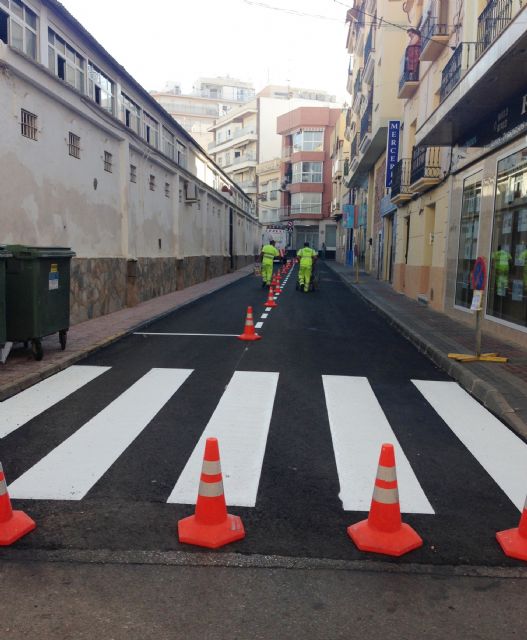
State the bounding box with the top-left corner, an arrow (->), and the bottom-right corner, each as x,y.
420,1 -> 449,61
398,45 -> 421,99
359,100 -> 372,147
346,59 -> 354,94
390,159 -> 412,205
477,0 -> 513,58
224,153 -> 257,170
439,42 -> 478,103
410,146 -> 442,192
208,125 -> 257,151
237,179 -> 257,193
282,146 -> 293,160
352,69 -> 362,113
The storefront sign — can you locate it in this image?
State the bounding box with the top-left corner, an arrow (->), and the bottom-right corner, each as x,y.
385,121 -> 400,188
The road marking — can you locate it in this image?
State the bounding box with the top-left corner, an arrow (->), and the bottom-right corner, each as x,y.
265,307 -> 272,312
255,322 -> 264,329
134,332 -> 239,337
0,366 -> 110,439
261,313 -> 269,319
414,380 -> 527,512
168,370 -> 279,507
8,368 -> 193,500
322,376 -> 434,514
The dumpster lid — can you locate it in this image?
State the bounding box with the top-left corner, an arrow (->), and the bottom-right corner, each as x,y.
6,245 -> 76,259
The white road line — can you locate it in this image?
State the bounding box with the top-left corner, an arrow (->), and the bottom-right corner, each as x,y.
255,322 -> 264,329
414,380 -> 527,512
8,368 -> 193,500
134,332 -> 239,337
168,370 -> 279,507
322,376 -> 434,514
261,313 -> 269,319
0,366 -> 110,439
265,307 -> 272,312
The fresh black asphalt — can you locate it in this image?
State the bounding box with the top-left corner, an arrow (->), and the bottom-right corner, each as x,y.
0,262 -> 523,568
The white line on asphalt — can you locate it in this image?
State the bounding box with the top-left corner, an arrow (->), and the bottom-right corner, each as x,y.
167,370 -> 279,507
322,375 -> 435,514
0,366 -> 110,439
414,380 -> 527,512
261,313 -> 269,319
255,322 -> 264,329
265,307 -> 272,312
134,332 -> 239,337
8,368 -> 193,500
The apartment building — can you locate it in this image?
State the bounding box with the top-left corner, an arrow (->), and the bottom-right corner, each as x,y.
343,0 -> 408,280
391,0 -> 527,345
277,107 -> 340,251
0,0 -> 259,324
150,77 -> 255,148
330,110 -> 351,262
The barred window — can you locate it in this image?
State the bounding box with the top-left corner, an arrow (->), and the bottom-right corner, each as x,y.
68,132 -> 80,158
165,182 -> 170,198
149,174 -> 155,191
104,151 -> 112,172
130,164 -> 137,183
20,109 -> 37,140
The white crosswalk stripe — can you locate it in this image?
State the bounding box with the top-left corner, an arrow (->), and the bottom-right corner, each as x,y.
8,368 -> 193,500
0,365 -> 110,439
323,376 -> 435,514
167,370 -> 279,507
414,380 -> 527,512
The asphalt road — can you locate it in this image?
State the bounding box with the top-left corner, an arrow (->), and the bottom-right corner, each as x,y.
1,262 -> 526,569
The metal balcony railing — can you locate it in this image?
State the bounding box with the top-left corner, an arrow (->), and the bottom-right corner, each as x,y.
477,0 -> 513,58
364,27 -> 375,65
208,125 -> 257,150
353,69 -> 362,100
350,133 -> 359,160
410,146 -> 441,184
359,101 -> 372,143
231,153 -> 256,166
399,44 -> 421,93
421,1 -> 449,46
390,159 -> 412,199
440,42 -> 479,102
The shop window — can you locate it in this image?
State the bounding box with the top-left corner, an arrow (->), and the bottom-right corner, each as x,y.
455,172 -> 482,309
487,148 -> 527,328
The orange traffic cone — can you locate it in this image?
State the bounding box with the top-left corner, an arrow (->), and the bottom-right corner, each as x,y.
0,462 -> 36,546
347,443 -> 423,557
496,495 -> 527,561
178,438 -> 245,549
265,286 -> 278,308
237,306 -> 262,341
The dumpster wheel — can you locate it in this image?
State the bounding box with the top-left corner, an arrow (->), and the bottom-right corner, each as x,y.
59,330 -> 67,351
31,339 -> 43,361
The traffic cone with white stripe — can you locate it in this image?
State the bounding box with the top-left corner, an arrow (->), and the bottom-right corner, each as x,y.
0,462 -> 36,545
347,443 -> 423,557
237,306 -> 262,341
178,438 -> 245,549
265,287 -> 278,308
496,494 -> 527,561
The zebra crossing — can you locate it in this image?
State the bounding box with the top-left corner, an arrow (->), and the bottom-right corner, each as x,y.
1,365 -> 527,514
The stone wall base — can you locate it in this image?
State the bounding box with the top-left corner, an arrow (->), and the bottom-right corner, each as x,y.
70,255 -> 254,325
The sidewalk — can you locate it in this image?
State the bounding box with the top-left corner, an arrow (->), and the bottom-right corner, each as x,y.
0,265 -> 253,402
326,261 -> 527,440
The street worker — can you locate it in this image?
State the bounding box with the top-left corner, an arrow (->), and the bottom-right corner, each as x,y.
260,239 -> 280,287
491,244 -> 512,297
297,241 -> 318,293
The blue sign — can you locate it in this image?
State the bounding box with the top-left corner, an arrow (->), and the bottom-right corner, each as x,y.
385,120 -> 401,188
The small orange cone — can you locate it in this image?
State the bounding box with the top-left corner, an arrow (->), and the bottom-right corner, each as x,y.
0,462 -> 36,546
237,306 -> 262,341
178,438 -> 245,549
347,444 -> 423,557
265,287 -> 278,308
496,495 -> 527,561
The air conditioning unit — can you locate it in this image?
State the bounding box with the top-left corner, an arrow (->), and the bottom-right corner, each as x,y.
185,181 -> 198,202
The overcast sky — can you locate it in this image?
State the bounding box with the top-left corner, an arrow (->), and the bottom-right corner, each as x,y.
60,0 -> 349,102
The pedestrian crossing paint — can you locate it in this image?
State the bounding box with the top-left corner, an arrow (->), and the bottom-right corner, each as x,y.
8,368 -> 193,500
322,376 -> 435,514
414,380 -> 527,512
167,370 -> 279,507
0,366 -> 111,439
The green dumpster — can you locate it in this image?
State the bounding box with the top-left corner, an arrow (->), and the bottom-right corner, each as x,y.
0,246 -> 12,347
5,246 -> 76,360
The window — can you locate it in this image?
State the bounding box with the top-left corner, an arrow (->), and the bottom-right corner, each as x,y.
1,0 -> 37,60
68,132 -> 80,158
290,193 -> 322,215
149,174 -> 155,191
48,29 -> 85,91
455,172 -> 482,309
179,188 -> 182,203
20,108 -> 37,140
104,151 -> 112,172
177,141 -> 187,168
120,93 -> 141,135
130,164 -> 137,183
487,148 -> 527,328
165,182 -> 170,198
292,161 -> 323,183
163,127 -> 175,160
143,112 -> 159,148
88,62 -> 114,114
293,130 -> 324,152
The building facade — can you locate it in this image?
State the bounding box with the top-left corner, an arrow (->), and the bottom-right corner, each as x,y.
0,0 -> 260,324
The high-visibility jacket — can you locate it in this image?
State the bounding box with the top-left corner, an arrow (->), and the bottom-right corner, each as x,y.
297,246 -> 317,267
261,244 -> 279,264
492,249 -> 511,274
